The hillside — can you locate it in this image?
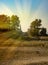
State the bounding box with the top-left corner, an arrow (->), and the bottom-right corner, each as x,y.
0,31 -> 48,65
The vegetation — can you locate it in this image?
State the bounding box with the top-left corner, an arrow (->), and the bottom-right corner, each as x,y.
27,19 -> 47,37
27,19 -> 41,38
0,15 -> 48,65
40,27 -> 47,36
0,14 -> 48,40
0,14 -> 21,31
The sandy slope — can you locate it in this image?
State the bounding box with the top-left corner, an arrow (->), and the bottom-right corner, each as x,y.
0,46 -> 48,65
0,31 -> 48,65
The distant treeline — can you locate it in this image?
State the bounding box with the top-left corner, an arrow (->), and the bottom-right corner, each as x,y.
0,14 -> 48,40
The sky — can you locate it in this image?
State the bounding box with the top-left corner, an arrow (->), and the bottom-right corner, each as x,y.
0,0 -> 48,32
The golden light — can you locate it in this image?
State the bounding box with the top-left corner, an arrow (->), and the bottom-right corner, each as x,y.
0,3 -> 14,16
0,1 -> 48,32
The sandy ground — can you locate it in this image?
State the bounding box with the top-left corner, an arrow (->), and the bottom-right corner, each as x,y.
0,46 -> 48,65
0,32 -> 48,65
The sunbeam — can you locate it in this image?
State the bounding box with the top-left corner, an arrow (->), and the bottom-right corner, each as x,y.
0,0 -> 48,32
31,1 -> 48,32
15,0 -> 34,32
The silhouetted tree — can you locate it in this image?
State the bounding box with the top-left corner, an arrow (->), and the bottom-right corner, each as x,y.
10,15 -> 22,38
0,15 -> 10,23
40,27 -> 47,36
0,14 -> 22,33
28,19 -> 41,37
0,15 -> 10,30
10,15 -> 20,30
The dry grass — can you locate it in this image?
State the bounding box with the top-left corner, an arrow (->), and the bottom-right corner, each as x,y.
0,31 -> 48,65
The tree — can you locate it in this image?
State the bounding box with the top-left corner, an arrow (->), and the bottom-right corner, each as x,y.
28,19 -> 42,37
0,15 -> 10,23
0,14 -> 22,32
10,15 -> 20,30
10,15 -> 22,38
40,27 -> 47,36
30,19 -> 41,28
0,14 -> 10,30
0,15 -> 7,22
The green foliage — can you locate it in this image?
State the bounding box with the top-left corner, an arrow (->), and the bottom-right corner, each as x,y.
0,14 -> 22,38
10,15 -> 22,38
11,15 -> 20,26
0,15 -> 10,24
30,19 -> 41,28
10,15 -> 20,30
40,27 -> 47,36
0,15 -> 10,29
0,14 -> 47,39
0,14 -> 21,31
28,19 -> 41,37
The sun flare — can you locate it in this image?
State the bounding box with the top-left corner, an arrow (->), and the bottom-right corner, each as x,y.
0,0 -> 48,32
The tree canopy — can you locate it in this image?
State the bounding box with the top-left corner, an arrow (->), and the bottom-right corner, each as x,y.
0,14 -> 47,37
28,19 -> 42,37
40,27 -> 47,36
10,15 -> 20,30
0,14 -> 21,31
30,19 -> 41,28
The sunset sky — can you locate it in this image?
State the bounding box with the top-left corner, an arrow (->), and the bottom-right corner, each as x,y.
0,0 -> 48,32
